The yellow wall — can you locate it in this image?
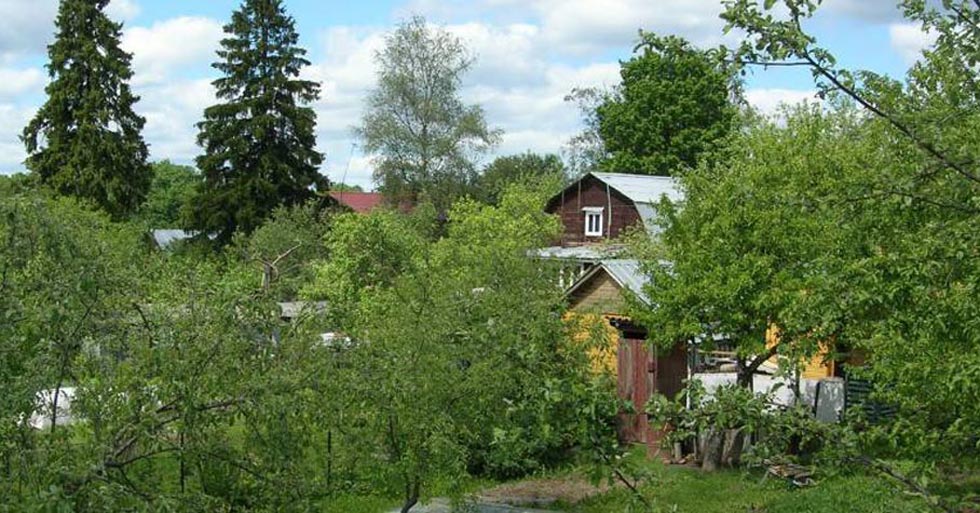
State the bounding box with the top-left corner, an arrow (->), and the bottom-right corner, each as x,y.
564,312 -> 619,375
765,326 -> 834,378
569,272 -> 627,313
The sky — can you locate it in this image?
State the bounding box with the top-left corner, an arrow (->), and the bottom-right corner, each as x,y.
0,0 -> 937,189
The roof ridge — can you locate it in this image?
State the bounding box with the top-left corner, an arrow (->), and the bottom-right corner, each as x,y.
592,171 -> 676,179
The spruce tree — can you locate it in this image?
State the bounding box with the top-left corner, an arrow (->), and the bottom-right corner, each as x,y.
189,0 -> 327,242
22,0 -> 151,218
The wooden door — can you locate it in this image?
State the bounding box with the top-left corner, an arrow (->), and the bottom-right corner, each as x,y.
617,338 -> 655,444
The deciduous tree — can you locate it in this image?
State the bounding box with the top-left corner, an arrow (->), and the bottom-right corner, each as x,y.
138,161 -> 201,227
357,15 -> 501,212
476,152 -> 565,206
596,33 -> 740,176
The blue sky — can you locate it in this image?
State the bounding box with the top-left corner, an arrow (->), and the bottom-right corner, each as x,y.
0,0 -> 935,189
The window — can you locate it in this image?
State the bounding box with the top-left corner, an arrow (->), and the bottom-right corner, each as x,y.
583,207 -> 604,237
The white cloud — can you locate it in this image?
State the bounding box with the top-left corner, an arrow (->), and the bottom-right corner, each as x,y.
0,103 -> 36,170
302,20 -> 627,190
122,17 -> 223,86
0,67 -> 44,98
303,27 -> 386,186
745,88 -> 818,116
537,0 -> 730,53
409,0 -> 733,56
0,0 -> 58,56
889,22 -> 937,64
136,78 -> 215,162
0,0 -> 140,58
106,0 -> 140,22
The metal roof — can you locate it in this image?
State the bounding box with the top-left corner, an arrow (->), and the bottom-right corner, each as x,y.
530,245 -> 625,261
564,258 -> 653,306
151,229 -> 196,249
601,259 -> 651,305
591,172 -> 684,204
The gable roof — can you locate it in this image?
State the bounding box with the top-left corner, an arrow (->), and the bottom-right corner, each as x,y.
329,191 -> 384,213
566,259 -> 652,306
546,172 -> 683,237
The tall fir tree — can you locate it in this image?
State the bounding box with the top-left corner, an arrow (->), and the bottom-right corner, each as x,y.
189,0 -> 327,242
22,0 -> 151,218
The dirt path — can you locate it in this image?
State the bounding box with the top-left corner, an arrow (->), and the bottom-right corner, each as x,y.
396,474 -> 609,512
476,474 -> 612,507
401,498 -> 559,513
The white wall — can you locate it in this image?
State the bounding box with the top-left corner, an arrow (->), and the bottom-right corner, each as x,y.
691,373 -> 845,422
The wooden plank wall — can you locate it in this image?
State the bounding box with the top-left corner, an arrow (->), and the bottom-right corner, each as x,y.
548,175 -> 642,246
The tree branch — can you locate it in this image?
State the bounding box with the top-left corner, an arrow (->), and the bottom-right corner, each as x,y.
798,50 -> 980,186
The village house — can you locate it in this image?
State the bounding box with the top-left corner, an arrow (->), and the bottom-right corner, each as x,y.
328,191 -> 384,214
542,172 -> 856,451
536,172 -> 682,287
536,172 -> 685,448
564,259 -> 687,446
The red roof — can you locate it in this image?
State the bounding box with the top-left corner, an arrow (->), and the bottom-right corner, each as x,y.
329,191 -> 384,214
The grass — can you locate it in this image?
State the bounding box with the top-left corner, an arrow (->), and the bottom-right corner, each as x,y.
318,495 -> 397,513
304,458 -> 930,513
558,463 -> 928,513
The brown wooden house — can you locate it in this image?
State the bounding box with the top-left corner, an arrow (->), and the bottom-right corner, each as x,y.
544,172 -> 683,246
539,172 -> 687,450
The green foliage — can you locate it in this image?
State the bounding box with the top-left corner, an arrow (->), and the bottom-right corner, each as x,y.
189,0 -> 327,242
635,106 -> 857,385
357,15 -> 502,212
596,33 -> 740,176
476,152 -> 566,206
635,0 -> 980,501
138,161 -> 201,227
231,201 -> 335,300
303,185 -> 610,508
22,0 -> 151,218
0,173 -> 33,197
0,191 -> 152,509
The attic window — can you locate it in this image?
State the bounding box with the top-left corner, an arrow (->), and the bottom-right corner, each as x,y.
583,207 -> 604,237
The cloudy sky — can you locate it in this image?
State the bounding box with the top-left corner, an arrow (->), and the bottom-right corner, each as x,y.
0,0 -> 935,189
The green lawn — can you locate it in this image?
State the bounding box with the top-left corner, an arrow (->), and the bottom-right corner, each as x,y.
312,463 -> 927,513
561,465 -> 927,513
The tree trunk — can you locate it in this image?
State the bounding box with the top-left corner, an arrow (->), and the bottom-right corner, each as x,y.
736,368 -> 754,390
700,428 -> 723,472
721,428 -> 746,467
400,478 -> 420,513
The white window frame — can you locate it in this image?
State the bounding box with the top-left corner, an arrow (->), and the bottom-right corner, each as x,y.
583,207 -> 604,237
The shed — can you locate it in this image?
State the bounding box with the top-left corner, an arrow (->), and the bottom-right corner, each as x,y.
565,259 -> 687,449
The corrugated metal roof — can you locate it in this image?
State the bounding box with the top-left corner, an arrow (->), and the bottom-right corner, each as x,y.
591,172 -> 684,204
601,259 -> 651,305
634,203 -> 664,237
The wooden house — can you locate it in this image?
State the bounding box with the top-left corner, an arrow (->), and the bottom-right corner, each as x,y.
537,172 -> 686,450
545,172 -> 683,247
